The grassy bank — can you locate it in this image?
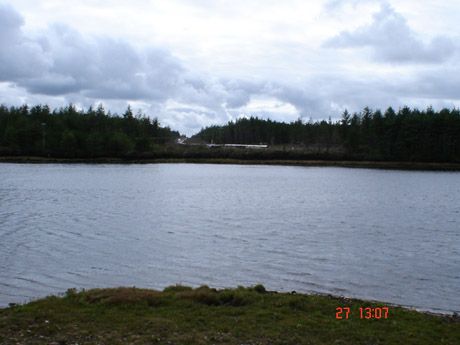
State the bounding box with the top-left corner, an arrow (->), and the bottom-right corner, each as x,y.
2,156 -> 460,171
1,286 -> 459,344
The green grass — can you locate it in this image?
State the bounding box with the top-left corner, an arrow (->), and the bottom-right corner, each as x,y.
1,286 -> 459,344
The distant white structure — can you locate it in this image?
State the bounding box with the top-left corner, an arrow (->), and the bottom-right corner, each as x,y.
177,137 -> 268,148
207,143 -> 268,149
176,137 -> 187,144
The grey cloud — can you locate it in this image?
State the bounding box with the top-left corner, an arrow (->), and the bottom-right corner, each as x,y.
0,2 -> 23,36
324,3 -> 456,64
177,77 -> 228,110
270,86 -> 328,118
223,88 -> 251,108
23,74 -> 80,95
0,4 -> 50,80
394,69 -> 460,101
221,80 -> 265,108
0,5 -> 184,101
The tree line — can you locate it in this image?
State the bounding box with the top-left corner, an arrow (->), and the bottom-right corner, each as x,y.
1,104 -> 459,162
0,104 -> 180,158
195,106 -> 460,162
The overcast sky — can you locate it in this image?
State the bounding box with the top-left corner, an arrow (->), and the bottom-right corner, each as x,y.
1,0 -> 459,135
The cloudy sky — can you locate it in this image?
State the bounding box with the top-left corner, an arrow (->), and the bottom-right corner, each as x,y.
1,0 -> 459,135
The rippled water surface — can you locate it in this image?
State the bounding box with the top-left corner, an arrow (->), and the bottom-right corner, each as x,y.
1,163 -> 459,313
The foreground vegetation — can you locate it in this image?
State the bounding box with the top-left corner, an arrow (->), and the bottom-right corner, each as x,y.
1,286 -> 459,344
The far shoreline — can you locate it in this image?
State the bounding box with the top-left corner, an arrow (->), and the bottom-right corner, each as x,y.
1,156 -> 460,171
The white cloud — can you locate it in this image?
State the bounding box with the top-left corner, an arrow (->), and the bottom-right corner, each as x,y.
324,3 -> 457,64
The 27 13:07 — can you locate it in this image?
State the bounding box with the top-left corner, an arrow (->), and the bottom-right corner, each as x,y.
336,306 -> 390,319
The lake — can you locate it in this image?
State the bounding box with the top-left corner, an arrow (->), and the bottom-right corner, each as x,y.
0,163 -> 459,313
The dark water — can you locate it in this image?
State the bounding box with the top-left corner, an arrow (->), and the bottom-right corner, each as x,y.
1,163 -> 459,313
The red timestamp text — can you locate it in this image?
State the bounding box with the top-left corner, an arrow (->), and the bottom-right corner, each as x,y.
336,306 -> 390,320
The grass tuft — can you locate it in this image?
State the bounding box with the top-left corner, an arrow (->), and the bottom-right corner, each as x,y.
177,286 -> 220,306
252,284 -> 267,294
218,289 -> 253,306
76,287 -> 164,306
163,285 -> 193,293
